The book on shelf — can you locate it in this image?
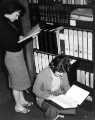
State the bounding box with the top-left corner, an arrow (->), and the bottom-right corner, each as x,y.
69,29 -> 74,56
85,72 -> 90,87
70,8 -> 93,22
83,31 -> 87,59
88,32 -> 92,61
73,30 -> 78,57
64,29 -> 70,55
78,31 -> 83,58
90,73 -> 94,89
46,84 -> 90,109
34,52 -> 40,73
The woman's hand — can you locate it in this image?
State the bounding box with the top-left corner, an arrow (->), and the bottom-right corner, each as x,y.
19,35 -> 24,40
27,24 -> 41,38
50,89 -> 65,96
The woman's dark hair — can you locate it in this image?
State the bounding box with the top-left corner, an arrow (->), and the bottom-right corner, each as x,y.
49,55 -> 70,73
0,1 -> 25,16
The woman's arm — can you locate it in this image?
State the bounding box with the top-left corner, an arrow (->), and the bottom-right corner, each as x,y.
18,24 -> 41,43
33,75 -> 51,99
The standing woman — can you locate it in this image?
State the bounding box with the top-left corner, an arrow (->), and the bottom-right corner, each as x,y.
0,1 -> 34,113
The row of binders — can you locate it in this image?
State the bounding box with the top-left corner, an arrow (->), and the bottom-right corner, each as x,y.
55,0 -> 87,5
34,51 -> 55,73
77,69 -> 94,89
57,28 -> 93,61
34,0 -> 87,5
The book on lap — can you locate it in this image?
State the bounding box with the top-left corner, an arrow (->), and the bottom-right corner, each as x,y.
46,84 -> 90,109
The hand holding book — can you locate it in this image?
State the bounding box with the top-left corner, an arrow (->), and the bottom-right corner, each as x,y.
18,24 -> 41,43
46,85 -> 90,109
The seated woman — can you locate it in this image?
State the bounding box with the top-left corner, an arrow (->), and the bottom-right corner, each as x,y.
33,55 -> 71,119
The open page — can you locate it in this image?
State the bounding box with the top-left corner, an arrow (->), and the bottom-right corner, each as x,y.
18,24 -> 41,43
65,85 -> 90,105
46,84 -> 90,109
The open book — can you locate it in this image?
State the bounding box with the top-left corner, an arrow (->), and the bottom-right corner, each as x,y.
46,84 -> 90,109
18,24 -> 41,43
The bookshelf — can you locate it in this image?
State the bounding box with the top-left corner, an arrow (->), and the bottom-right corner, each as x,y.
29,0 -> 95,103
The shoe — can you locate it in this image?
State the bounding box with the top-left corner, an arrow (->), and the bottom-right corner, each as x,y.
15,105 -> 30,114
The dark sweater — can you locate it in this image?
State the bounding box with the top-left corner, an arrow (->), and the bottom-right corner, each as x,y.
0,16 -> 23,52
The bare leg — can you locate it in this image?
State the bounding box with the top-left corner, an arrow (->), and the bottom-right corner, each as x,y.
13,89 -> 30,113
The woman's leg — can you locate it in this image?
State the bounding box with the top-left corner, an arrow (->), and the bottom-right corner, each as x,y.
13,89 -> 30,113
19,91 -> 33,106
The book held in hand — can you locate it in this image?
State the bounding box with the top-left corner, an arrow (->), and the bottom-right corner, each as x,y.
46,84 -> 90,109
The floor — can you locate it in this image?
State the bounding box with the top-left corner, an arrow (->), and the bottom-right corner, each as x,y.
0,70 -> 95,120
0,91 -> 95,120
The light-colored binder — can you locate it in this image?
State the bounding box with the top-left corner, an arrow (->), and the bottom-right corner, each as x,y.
77,69 -> 81,83
73,30 -> 78,57
48,54 -> 53,63
78,31 -> 83,58
44,54 -> 49,68
56,30 -> 60,54
64,29 -> 70,55
41,53 -> 46,70
34,52 -> 39,73
69,29 -> 74,56
90,73 -> 94,88
81,70 -> 86,85
88,32 -> 92,61
85,72 -> 90,87
83,31 -> 87,59
38,53 -> 43,72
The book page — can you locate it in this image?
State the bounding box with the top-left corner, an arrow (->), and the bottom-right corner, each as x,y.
65,85 -> 90,105
47,94 -> 77,109
46,85 -> 89,109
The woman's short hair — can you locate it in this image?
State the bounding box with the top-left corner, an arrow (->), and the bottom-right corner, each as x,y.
49,55 -> 70,73
0,1 -> 25,16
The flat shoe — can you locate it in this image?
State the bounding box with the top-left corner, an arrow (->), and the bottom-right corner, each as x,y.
15,105 -> 30,114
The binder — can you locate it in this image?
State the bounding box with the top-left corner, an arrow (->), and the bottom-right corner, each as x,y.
73,30 -> 78,57
41,53 -> 46,70
56,30 -> 61,54
48,54 -> 53,63
59,31 -> 65,54
80,70 -> 86,85
64,29 -> 70,55
85,72 -> 90,87
77,69 -> 81,83
78,31 -> 83,58
69,29 -> 74,56
90,73 -> 94,88
83,31 -> 87,59
34,52 -> 39,73
44,54 -> 49,68
88,32 -> 92,61
38,53 -> 43,72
